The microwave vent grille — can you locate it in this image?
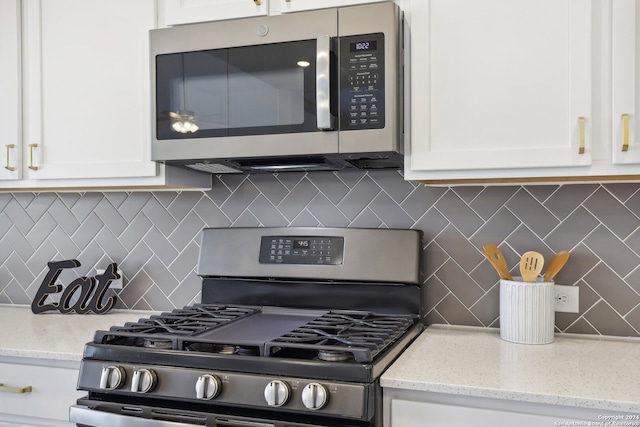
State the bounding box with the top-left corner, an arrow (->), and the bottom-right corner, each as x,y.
186,163 -> 242,174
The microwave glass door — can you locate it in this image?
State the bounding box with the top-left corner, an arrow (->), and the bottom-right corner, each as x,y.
155,40 -> 326,140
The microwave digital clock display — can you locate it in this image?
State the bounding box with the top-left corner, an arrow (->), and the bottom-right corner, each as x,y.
351,40 -> 378,52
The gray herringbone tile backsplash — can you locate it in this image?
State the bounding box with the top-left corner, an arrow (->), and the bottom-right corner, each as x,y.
1,170 -> 639,337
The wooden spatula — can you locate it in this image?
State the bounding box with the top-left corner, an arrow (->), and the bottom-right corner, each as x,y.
519,251 -> 544,282
482,244 -> 513,280
544,250 -> 569,282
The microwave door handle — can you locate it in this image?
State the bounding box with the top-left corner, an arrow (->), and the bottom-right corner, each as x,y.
316,35 -> 334,130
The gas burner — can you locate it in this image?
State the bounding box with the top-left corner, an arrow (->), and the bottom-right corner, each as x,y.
317,350 -> 352,362
211,344 -> 238,354
143,339 -> 173,349
236,347 -> 260,356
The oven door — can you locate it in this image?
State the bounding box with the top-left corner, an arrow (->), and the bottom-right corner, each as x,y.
70,402 -> 371,427
151,8 -> 339,163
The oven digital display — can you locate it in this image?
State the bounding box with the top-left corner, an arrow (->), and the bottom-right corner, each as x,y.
259,236 -> 344,265
293,239 -> 310,249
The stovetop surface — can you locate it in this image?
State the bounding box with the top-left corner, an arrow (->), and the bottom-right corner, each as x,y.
93,304 -> 418,364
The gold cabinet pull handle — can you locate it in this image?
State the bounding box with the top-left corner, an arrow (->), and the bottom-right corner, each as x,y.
253,0 -> 261,5
622,114 -> 630,152
0,383 -> 32,394
578,117 -> 585,154
4,144 -> 15,171
28,143 -> 39,170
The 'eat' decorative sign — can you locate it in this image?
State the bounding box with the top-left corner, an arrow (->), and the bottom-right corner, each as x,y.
31,259 -> 119,314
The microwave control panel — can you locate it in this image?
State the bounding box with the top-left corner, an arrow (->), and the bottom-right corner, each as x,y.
340,33 -> 385,131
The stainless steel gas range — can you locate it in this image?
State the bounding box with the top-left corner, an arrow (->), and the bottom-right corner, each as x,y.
70,227 -> 423,427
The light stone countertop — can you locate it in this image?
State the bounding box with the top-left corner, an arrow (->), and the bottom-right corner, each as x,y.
0,304 -> 157,361
380,325 -> 640,414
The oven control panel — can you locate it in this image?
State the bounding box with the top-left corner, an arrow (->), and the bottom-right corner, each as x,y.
259,236 -> 344,265
79,361 -> 369,419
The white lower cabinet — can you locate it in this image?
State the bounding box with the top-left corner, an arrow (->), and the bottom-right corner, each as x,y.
0,423 -> 48,427
0,357 -> 82,427
389,398 -> 564,427
383,389 -> 631,427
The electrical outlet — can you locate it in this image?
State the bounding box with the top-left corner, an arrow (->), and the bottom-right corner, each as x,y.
554,285 -> 579,313
96,268 -> 124,290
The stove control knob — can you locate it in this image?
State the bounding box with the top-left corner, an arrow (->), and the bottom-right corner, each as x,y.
131,368 -> 157,393
264,380 -> 290,407
99,365 -> 126,390
301,382 -> 329,410
195,374 -> 221,400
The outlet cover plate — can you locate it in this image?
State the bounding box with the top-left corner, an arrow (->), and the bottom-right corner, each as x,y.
554,284 -> 579,313
96,268 -> 124,290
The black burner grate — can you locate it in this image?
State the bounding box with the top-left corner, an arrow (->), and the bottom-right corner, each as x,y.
92,305 -> 417,363
264,310 -> 416,363
94,304 -> 260,349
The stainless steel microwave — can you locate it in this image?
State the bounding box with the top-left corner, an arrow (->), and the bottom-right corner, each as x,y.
150,2 -> 404,174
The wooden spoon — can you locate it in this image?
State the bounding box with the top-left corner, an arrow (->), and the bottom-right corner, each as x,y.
519,251 -> 544,282
482,244 -> 513,280
544,250 -> 570,282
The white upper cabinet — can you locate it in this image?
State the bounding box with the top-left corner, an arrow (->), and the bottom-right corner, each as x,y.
0,0 -> 21,182
279,0 -> 388,13
404,0 -> 593,182
611,0 -> 639,166
163,0 -> 268,25
4,0 -> 210,190
21,0 -> 156,181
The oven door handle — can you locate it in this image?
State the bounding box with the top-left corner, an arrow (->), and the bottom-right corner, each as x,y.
69,405 -> 199,427
216,420 -> 275,427
316,35 -> 334,131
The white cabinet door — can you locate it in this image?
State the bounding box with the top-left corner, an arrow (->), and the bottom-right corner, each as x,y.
0,422 -> 70,427
390,399 -> 564,427
280,0 -> 388,13
383,390 -> 617,427
405,0 -> 592,181
612,0 -> 639,165
0,0 -> 210,190
0,358 -> 82,426
21,0 -> 157,181
0,0 -> 21,181
163,0 -> 267,25
0,418 -> 73,427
